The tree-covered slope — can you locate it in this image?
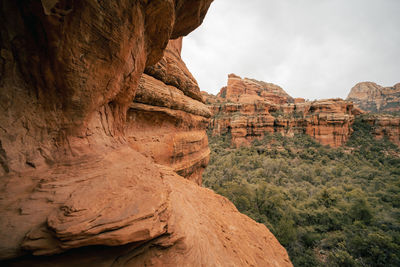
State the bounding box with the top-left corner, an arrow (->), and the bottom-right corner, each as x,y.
203,117 -> 400,266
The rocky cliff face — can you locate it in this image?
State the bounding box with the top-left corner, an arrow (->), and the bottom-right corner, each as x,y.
218,74 -> 293,104
347,82 -> 400,113
0,1 -> 291,266
362,115 -> 400,147
205,75 -> 361,147
127,38 -> 211,185
346,82 -> 400,145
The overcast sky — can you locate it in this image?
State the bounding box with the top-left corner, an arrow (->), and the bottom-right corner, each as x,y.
181,0 -> 400,100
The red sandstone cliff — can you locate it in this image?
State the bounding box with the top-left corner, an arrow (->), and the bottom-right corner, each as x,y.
128,38 -> 211,185
345,82 -> 400,145
219,74 -> 293,104
347,82 -> 400,113
205,75 -> 362,147
362,115 -> 400,147
0,1 -> 291,266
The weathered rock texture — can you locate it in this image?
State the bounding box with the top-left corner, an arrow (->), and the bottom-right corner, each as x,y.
345,82 -> 400,146
347,82 -> 400,113
204,75 -> 361,147
218,74 -> 293,104
0,1 -> 292,266
127,38 -> 211,185
362,115 -> 400,147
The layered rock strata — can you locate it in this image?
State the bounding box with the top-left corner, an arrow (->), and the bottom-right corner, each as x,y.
362,115 -> 400,147
127,38 -> 211,185
219,74 -> 293,104
204,75 -> 361,147
2,151 -> 292,266
346,82 -> 400,145
347,82 -> 400,113
0,1 -> 292,266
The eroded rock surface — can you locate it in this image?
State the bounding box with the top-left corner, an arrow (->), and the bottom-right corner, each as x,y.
362,115 -> 400,147
204,75 -> 361,147
0,1 -> 292,266
347,82 -> 400,113
2,151 -> 292,267
127,38 -> 211,184
0,0 -> 213,175
346,82 -> 400,146
219,74 -> 293,104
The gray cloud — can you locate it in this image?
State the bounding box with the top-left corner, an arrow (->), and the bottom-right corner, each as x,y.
181,0 -> 400,100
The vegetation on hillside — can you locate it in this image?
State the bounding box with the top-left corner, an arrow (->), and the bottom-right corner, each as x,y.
203,118 -> 400,267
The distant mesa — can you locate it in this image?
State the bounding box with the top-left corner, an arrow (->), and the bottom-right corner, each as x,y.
219,73 -> 293,105
347,81 -> 400,113
203,74 -> 400,148
294,98 -> 306,104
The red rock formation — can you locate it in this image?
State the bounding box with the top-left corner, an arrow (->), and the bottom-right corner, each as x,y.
363,115 -> 400,146
127,38 -> 211,185
0,1 -> 292,266
347,82 -> 400,113
345,82 -> 400,145
2,152 -> 292,266
221,74 -> 293,104
0,0 -> 213,176
204,75 -> 360,147
294,98 -> 306,104
144,38 -> 204,102
302,100 -> 359,147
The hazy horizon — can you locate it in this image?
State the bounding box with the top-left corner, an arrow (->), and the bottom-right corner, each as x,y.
182,0 -> 400,100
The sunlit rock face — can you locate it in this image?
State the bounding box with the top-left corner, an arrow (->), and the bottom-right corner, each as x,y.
204,75 -> 362,147
0,1 -> 293,266
347,82 -> 400,113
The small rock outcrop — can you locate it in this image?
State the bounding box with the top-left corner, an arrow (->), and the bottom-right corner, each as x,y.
204,75 -> 361,147
0,1 -> 292,266
347,82 -> 400,113
362,115 -> 400,147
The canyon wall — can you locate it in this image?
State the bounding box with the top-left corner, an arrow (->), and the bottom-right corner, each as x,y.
218,73 -> 293,104
347,82 -> 400,113
0,1 -> 292,266
204,75 -> 361,147
345,82 -> 400,146
362,115 -> 400,147
127,38 -> 211,185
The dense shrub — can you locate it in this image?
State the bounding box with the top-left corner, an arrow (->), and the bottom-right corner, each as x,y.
203,118 -> 400,266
